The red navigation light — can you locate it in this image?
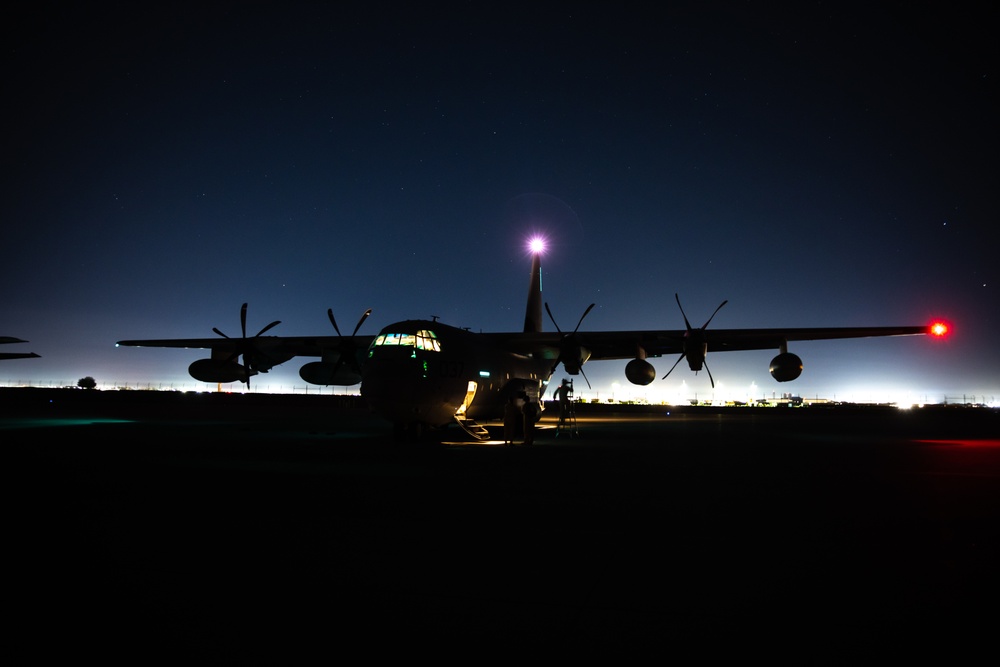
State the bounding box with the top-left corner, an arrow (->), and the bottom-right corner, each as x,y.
929,320 -> 950,337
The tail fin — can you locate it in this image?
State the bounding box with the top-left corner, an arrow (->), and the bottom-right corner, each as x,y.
523,251 -> 543,333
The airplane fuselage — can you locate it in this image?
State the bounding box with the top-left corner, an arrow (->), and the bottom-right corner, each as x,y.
360,319 -> 551,431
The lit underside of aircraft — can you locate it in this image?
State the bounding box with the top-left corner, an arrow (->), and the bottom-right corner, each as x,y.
116,242 -> 948,441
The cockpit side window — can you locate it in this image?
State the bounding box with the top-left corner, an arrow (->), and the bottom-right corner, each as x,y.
415,329 -> 441,352
369,329 -> 441,353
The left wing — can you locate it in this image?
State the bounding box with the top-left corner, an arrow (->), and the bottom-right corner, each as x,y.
114,335 -> 372,355
116,304 -> 375,387
116,334 -> 375,385
0,336 -> 40,360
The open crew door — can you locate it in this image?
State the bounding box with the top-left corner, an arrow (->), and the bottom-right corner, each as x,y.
454,381 -> 489,440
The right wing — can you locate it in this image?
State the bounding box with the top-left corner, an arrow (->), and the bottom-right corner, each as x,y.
482,322 -> 939,388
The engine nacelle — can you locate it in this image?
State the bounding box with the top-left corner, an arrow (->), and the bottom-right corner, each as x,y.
561,346 -> 592,375
769,352 -> 803,382
299,360 -> 362,386
625,358 -> 656,385
189,359 -> 250,383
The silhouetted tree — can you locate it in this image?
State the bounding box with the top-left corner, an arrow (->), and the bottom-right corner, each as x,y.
77,376 -> 97,390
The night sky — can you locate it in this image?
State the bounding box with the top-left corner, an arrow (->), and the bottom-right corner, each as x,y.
3,2 -> 996,404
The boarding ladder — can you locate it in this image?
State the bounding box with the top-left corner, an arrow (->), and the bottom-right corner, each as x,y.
455,416 -> 491,441
556,399 -> 578,438
453,382 -> 490,441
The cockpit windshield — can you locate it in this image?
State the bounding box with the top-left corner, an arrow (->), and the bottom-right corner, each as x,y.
370,329 -> 441,353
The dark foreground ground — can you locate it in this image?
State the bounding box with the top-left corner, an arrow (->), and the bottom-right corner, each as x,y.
5,388 -> 999,659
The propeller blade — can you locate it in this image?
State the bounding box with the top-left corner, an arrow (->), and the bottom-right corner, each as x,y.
327,309 -> 342,337
331,354 -> 350,380
254,320 -> 281,337
544,303 -> 564,374
580,366 -> 592,390
667,294 -> 727,385
544,302 -> 595,379
675,293 -> 693,331
661,352 -> 686,380
574,303 -> 595,333
325,308 -> 374,379
208,303 -> 282,387
544,302 -> 562,333
701,300 -> 728,330
352,309 -> 373,336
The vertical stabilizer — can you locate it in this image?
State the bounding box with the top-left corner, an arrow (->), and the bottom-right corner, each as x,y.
523,252 -> 543,333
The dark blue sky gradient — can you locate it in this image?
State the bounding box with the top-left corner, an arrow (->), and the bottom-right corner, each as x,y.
3,2 -> 996,403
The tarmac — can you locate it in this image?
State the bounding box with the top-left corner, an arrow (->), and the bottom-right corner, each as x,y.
5,388 -> 999,659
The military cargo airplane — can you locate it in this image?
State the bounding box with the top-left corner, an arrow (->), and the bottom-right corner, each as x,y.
0,337 -> 40,360
116,244 -> 948,440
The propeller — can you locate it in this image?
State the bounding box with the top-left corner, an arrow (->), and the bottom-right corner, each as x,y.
661,293 -> 727,388
326,307 -> 372,379
545,302 -> 595,389
212,302 -> 281,388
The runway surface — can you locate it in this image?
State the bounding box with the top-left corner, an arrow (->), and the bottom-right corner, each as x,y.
5,388 -> 999,658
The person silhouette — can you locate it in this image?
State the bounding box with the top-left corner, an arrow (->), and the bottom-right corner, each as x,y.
522,394 -> 539,445
503,394 -> 520,446
555,378 -> 571,426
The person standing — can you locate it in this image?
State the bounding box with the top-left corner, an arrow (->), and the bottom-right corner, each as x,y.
503,394 -> 520,446
555,378 -> 571,427
522,394 -> 539,446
